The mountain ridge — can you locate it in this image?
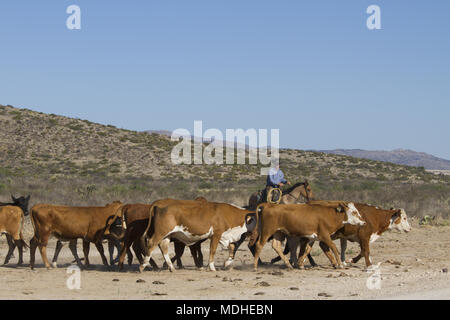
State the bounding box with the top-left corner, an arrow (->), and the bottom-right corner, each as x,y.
315,149 -> 450,170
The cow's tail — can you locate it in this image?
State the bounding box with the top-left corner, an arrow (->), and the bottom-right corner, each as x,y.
19,210 -> 30,249
29,206 -> 40,245
103,204 -> 126,238
247,204 -> 264,247
140,203 -> 157,254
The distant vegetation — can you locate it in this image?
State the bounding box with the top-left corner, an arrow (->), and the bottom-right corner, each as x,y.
1,104 -> 449,218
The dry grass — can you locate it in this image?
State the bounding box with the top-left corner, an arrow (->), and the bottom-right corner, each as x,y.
1,104 -> 449,219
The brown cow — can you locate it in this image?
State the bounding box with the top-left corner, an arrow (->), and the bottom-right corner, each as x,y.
139,201 -> 254,272
302,202 -> 411,268
250,202 -> 365,271
29,201 -> 123,270
105,198 -> 208,271
0,206 -> 28,266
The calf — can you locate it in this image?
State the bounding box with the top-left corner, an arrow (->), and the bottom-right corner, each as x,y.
139,200 -> 254,272
29,201 -> 123,270
0,205 -> 28,266
250,202 -> 365,271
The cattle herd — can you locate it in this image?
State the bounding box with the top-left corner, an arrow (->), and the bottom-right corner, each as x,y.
0,187 -> 412,276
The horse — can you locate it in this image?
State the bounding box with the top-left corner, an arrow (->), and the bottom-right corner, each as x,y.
247,180 -> 314,210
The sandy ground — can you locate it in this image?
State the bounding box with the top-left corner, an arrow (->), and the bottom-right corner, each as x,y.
0,220 -> 448,300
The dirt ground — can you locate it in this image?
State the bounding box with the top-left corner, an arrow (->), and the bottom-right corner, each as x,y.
0,218 -> 448,300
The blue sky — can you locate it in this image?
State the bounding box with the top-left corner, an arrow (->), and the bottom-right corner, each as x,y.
1,1 -> 449,159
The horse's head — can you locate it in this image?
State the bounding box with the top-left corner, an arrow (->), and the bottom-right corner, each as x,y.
303,180 -> 314,201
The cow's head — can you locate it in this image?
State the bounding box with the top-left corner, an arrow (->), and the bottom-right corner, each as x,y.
103,203 -> 125,239
107,215 -> 127,239
390,208 -> 411,232
11,194 -> 31,216
245,213 -> 257,233
340,202 -> 365,226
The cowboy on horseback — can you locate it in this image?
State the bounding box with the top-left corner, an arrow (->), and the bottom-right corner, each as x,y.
263,163 -> 291,203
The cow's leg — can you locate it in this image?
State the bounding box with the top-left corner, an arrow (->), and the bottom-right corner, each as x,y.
319,235 -> 343,269
30,236 -> 39,270
306,245 -> 318,267
297,239 -> 313,269
207,236 -> 221,271
4,235 -> 16,265
127,247 -> 134,266
82,241 -> 91,267
318,241 -> 339,267
224,243 -> 236,269
14,239 -> 24,266
360,239 -> 372,268
159,238 -> 176,272
340,239 -> 348,265
52,240 -> 64,268
118,238 -> 132,271
68,240 -> 84,268
270,243 -> 288,265
108,240 -> 116,266
191,241 -> 204,268
131,241 -> 143,265
133,241 -> 158,270
272,232 -> 293,270
94,241 -> 109,267
287,237 -> 300,267
253,234 -> 272,272
37,234 -> 52,270
248,243 -> 266,267
171,240 -> 185,269
140,233 -> 165,272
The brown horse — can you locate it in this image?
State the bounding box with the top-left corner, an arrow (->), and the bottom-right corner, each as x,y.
247,181 -> 314,210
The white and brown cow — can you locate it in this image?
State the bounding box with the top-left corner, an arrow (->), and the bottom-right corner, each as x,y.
139,200 -> 254,272
307,202 -> 411,268
283,202 -> 412,269
249,202 -> 365,271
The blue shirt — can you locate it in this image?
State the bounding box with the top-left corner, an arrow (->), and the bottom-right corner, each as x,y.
266,168 -> 287,187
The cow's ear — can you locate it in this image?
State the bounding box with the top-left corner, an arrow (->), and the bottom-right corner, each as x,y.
391,210 -> 402,223
11,194 -> 16,201
336,202 -> 347,213
26,195 -> 31,201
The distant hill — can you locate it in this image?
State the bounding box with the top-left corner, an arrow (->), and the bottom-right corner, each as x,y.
1,104 -> 449,217
316,149 -> 450,170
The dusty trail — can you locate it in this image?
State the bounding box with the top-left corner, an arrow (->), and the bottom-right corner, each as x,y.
0,221 -> 448,300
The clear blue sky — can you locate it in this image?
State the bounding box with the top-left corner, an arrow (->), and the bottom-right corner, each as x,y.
1,1 -> 449,159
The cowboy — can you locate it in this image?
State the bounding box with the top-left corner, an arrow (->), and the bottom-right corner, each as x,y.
263,163 -> 291,203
